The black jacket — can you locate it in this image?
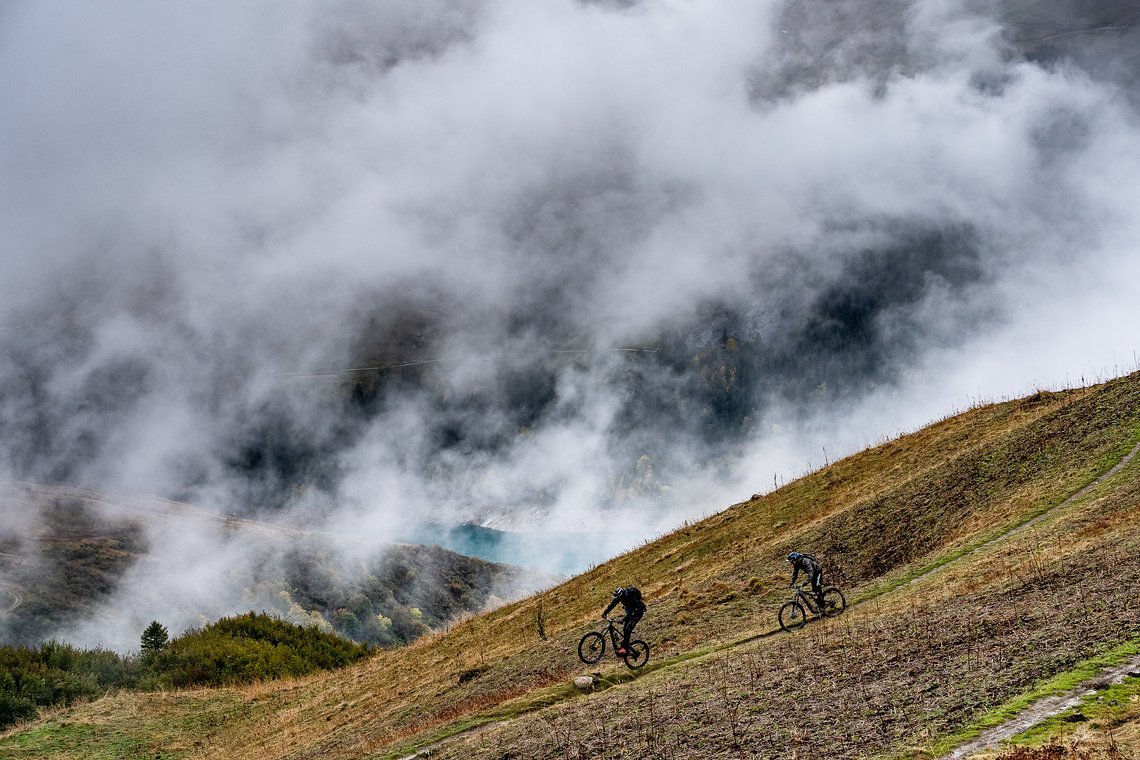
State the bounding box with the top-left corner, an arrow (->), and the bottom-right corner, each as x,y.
789,554 -> 822,586
604,588 -> 646,618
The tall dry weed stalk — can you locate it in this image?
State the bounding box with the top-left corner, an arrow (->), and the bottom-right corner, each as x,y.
535,598 -> 548,641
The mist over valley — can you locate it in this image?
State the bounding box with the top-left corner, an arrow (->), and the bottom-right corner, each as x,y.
1,0 -> 1138,651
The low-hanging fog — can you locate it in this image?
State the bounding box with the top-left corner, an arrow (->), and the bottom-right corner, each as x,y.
1,0 -> 1138,649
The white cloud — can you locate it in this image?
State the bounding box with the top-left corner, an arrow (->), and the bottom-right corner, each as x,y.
1,0 -> 1138,647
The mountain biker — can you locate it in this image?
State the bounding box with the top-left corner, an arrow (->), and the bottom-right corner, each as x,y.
602,586 -> 646,655
787,551 -> 825,608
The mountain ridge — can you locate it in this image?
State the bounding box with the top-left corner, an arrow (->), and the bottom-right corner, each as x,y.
0,482 -> 536,650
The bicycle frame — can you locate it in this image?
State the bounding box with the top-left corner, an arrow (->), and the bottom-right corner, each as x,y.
779,584 -> 845,634
602,617 -> 628,648
792,586 -> 822,614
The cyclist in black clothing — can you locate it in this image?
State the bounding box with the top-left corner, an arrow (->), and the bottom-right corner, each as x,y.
602,586 -> 646,655
787,551 -> 825,608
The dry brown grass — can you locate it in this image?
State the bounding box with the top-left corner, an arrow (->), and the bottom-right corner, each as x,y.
3,372 -> 1140,760
995,736 -> 1131,759
424,466 -> 1140,759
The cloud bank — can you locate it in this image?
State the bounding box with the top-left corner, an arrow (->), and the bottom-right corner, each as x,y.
1,0 -> 1138,646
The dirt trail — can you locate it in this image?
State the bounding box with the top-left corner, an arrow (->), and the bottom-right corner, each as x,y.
980,437 -> 1140,542
923,438 -> 1140,757
397,719 -> 517,760
946,654 -> 1140,758
908,437 -> 1140,589
387,438 -> 1140,759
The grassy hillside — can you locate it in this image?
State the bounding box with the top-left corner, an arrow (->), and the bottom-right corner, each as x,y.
2,371 -> 1140,758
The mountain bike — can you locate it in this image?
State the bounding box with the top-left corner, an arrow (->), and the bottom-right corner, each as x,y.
578,617 -> 650,669
778,584 -> 846,632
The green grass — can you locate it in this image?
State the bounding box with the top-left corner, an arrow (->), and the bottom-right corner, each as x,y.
0,690 -> 257,760
927,636 -> 1140,757
1,722 -> 161,760
1011,673 -> 1140,747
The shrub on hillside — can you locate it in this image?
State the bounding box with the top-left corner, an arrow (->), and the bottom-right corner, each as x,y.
150,612 -> 370,687
0,642 -> 140,730
0,612 -> 370,730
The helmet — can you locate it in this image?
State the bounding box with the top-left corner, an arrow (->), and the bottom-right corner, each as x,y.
786,552 -> 801,563
612,587 -> 624,598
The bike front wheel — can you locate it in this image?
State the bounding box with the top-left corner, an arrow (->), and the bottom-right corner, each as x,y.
623,640 -> 650,669
578,631 -> 605,664
779,601 -> 807,632
821,587 -> 846,617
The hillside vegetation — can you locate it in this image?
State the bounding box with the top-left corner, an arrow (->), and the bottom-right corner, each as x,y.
2,372 -> 1140,758
0,613 -> 369,730
0,484 -> 528,649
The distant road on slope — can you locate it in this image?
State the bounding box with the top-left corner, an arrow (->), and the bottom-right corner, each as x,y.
0,551 -> 25,613
1,586 -> 19,614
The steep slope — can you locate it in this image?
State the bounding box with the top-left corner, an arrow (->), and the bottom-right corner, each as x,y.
2,372 -> 1139,759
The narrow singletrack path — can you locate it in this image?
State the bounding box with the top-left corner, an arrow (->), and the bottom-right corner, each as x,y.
929,438 -> 1140,757
946,654 -> 1140,759
387,435 -> 1140,759
976,436 -> 1140,544
905,436 -> 1140,589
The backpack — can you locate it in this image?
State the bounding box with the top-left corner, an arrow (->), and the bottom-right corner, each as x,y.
623,587 -> 643,604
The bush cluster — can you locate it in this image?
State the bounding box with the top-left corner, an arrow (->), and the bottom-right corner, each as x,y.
0,641 -> 141,729
152,612 -> 369,687
0,612 -> 370,730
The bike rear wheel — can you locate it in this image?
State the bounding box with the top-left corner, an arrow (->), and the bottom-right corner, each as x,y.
578,631 -> 605,664
623,640 -> 650,669
779,601 -> 807,632
821,587 -> 846,617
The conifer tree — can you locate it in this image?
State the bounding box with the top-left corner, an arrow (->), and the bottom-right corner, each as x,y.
140,620 -> 169,653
